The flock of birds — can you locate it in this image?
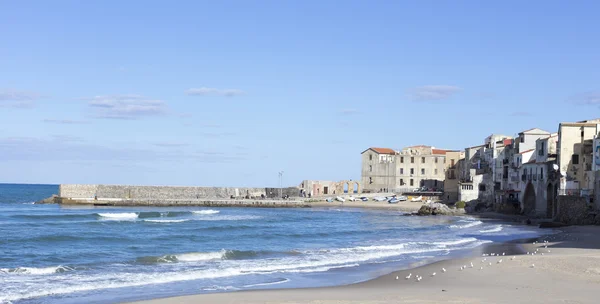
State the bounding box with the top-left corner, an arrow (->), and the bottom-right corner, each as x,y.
395,240 -> 552,282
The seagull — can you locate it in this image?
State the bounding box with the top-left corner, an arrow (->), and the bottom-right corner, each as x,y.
442,268 -> 446,273
511,256 -> 516,260
497,259 -> 503,264
502,252 -> 505,256
491,253 -> 495,256
470,262 -> 474,268
531,264 -> 535,268
405,273 -> 412,279
488,262 -> 492,266
482,258 -> 487,263
527,252 -> 530,255
479,266 -> 483,270
463,265 -> 467,269
417,277 -> 422,282
545,246 -> 548,249
541,253 -> 544,256
460,266 -> 464,271
431,272 -> 436,277
396,276 -> 399,280
548,250 -> 551,253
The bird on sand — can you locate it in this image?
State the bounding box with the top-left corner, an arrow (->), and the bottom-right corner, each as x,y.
395,276 -> 399,280
488,262 -> 492,266
431,272 -> 436,277
502,252 -> 505,256
405,273 -> 412,279
479,266 -> 483,270
442,268 -> 446,273
497,259 -> 503,264
470,262 -> 474,268
511,256 -> 516,260
531,264 -> 535,268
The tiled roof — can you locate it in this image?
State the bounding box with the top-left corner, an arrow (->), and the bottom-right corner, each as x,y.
432,149 -> 448,155
518,149 -> 535,154
367,147 -> 396,155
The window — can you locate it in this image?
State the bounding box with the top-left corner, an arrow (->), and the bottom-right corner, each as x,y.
451,159 -> 455,167
400,168 -> 404,174
539,142 -> 545,156
411,157 -> 414,163
369,177 -> 373,184
369,154 -> 372,161
520,136 -> 524,143
541,168 -> 544,179
434,180 -> 438,186
400,157 -> 404,163
369,165 -> 372,172
410,168 -> 414,175
572,154 -> 579,165
410,179 -> 414,186
435,157 -> 438,163
435,169 -> 438,175
479,184 -> 486,191
421,168 -> 425,175
400,178 -> 404,185
421,157 -> 425,163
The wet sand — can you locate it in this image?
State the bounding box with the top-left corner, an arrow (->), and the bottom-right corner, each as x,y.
130,226 -> 600,304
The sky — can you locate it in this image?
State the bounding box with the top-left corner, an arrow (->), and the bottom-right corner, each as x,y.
1,0 -> 600,187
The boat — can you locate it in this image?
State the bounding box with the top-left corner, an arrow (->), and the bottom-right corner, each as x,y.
388,198 -> 400,204
411,196 -> 423,202
373,197 -> 387,202
335,196 -> 345,202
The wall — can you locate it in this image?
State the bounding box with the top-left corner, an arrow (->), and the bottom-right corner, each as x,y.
556,195 -> 594,225
595,171 -> 600,210
60,184 -> 300,200
361,150 -> 396,192
458,169 -> 483,202
396,151 -> 446,191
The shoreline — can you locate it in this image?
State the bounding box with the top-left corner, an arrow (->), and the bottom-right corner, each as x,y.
129,226 -> 600,304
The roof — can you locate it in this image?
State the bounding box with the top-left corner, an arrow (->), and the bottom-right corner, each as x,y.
518,149 -> 535,154
503,138 -> 513,146
519,128 -> 551,135
362,147 -> 396,155
524,159 -> 537,164
467,144 -> 486,149
432,149 -> 448,155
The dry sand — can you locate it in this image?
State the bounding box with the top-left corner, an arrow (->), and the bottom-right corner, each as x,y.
130,226 -> 600,304
307,200 -> 428,212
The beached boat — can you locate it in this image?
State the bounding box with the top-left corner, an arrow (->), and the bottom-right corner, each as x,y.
388,198 -> 400,204
335,196 -> 345,202
411,196 -> 423,202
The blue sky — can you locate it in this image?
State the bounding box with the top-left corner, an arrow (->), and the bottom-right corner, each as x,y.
1,0 -> 599,186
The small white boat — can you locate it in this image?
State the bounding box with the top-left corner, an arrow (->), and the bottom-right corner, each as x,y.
373,197 -> 387,202
335,196 -> 345,202
411,196 -> 423,202
348,196 -> 357,202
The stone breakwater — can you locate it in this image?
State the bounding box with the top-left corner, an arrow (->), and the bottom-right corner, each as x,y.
47,184 -> 307,208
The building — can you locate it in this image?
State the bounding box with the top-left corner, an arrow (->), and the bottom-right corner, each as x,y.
361,147 -> 398,193
557,119 -> 600,196
396,145 -> 447,192
299,180 -> 361,197
361,145 -> 449,193
443,150 -> 464,203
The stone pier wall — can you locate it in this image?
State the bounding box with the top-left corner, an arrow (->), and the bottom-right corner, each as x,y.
59,184 -> 300,200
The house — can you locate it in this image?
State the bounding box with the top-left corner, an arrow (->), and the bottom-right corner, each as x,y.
443,150 -> 464,203
361,147 -> 398,193
557,119 -> 600,197
360,145 -> 449,193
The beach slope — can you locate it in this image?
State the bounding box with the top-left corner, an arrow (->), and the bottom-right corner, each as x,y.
131,226 -> 600,304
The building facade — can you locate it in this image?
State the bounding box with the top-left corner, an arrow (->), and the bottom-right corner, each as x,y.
557,119 -> 600,196
361,147 -> 398,193
443,150 -> 464,203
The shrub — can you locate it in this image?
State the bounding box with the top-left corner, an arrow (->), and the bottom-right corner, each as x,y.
455,201 -> 466,209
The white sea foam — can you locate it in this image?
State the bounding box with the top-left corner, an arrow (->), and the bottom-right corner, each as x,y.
192,210 -> 220,215
479,225 -> 503,233
175,251 -> 225,262
0,265 -> 73,275
242,278 -> 290,288
195,215 -> 262,221
144,219 -> 190,223
433,238 -> 479,247
449,220 -> 483,229
97,213 -> 138,220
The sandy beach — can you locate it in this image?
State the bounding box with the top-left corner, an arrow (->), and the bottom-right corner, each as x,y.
130,225 -> 600,304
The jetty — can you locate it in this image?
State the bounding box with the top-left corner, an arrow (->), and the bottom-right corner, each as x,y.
43,184 -> 309,208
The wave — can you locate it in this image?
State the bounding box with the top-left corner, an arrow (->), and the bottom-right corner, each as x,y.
143,219 -> 190,223
0,265 -> 74,275
449,220 -> 483,229
97,213 -> 138,220
136,250 -> 264,264
242,278 -> 290,288
195,215 -> 262,221
192,210 -> 220,215
479,225 -> 503,233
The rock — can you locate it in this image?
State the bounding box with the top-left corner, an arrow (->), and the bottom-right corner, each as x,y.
35,195 -> 58,204
417,202 -> 458,216
539,221 -> 568,228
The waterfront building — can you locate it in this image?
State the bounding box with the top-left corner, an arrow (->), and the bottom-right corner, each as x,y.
443,150 -> 464,203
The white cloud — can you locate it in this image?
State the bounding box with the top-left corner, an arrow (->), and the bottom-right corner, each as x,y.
43,119 -> 89,125
408,85 -> 461,101
0,90 -> 41,108
571,91 -> 600,105
186,87 -> 245,97
340,109 -> 359,115
86,95 -> 166,119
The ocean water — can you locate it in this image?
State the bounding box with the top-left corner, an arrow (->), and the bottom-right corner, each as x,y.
0,184 -> 552,304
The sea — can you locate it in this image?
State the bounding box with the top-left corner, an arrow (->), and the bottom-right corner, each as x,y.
0,183 -> 553,304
